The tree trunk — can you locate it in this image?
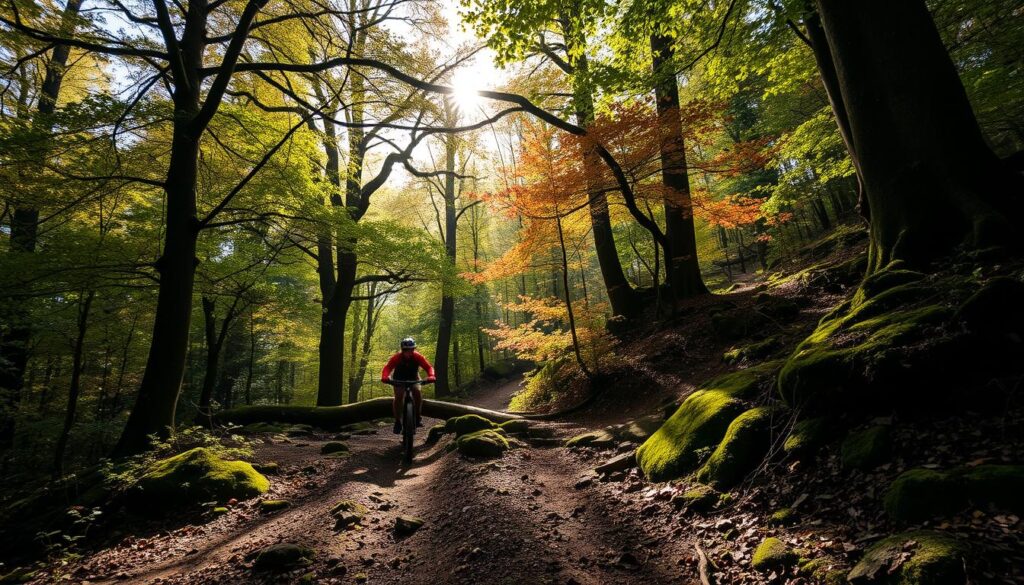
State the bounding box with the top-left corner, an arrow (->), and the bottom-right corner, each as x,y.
814,0 -> 1022,272
0,0 -> 83,452
52,290 -> 93,479
561,15 -> 639,318
556,216 -> 592,379
650,34 -> 709,299
434,131 -> 458,398
113,116 -> 202,456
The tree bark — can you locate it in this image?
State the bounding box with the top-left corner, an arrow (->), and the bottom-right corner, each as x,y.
560,14 -> 639,318
0,0 -> 83,452
650,34 -> 709,300
434,128 -> 458,398
814,0 -> 1022,272
52,290 -> 93,479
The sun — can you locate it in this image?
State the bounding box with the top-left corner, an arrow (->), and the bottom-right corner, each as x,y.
450,70 -> 484,112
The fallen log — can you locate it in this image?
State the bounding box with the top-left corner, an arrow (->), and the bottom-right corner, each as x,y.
214,398 -> 523,430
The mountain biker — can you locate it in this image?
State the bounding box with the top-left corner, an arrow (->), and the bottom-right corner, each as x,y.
381,337 -> 436,434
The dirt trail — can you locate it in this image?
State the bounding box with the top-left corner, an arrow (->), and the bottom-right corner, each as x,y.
58,380 -> 696,584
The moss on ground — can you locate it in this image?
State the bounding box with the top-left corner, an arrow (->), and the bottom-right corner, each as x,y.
847,531 -> 967,584
565,429 -> 616,448
841,425 -> 892,470
445,414 -> 497,437
783,417 -> 832,457
671,483 -> 721,513
768,507 -> 798,527
777,264 -> 958,412
425,423 -> 447,444
498,419 -> 532,434
695,406 -> 775,489
259,499 -> 290,513
637,361 -> 780,482
127,448 -> 268,515
883,469 -> 966,523
723,336 -> 783,365
455,429 -> 509,458
752,537 -> 798,571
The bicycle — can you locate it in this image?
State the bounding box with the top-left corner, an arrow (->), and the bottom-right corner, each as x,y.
385,378 -> 433,463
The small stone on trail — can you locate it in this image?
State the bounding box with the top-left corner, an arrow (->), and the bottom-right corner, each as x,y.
394,516 -> 424,537
252,543 -> 315,572
258,499 -> 290,513
595,452 -> 637,476
574,476 -> 594,489
320,441 -> 349,455
615,552 -> 642,570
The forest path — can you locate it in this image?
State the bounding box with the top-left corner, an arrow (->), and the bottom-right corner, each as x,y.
67,379 -> 694,585
458,374 -> 524,412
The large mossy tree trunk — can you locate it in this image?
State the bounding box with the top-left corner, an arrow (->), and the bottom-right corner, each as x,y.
650,34 -> 709,300
814,0 -> 1023,273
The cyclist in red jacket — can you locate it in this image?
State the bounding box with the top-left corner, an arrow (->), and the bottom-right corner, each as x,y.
381,337 -> 436,434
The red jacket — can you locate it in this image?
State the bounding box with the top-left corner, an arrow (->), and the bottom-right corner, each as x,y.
381,351 -> 436,383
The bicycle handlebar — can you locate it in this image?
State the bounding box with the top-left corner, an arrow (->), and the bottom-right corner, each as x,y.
384,379 -> 434,385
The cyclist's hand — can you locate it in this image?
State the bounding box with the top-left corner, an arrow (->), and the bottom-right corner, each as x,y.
381,378 -> 393,385
426,376 -> 436,383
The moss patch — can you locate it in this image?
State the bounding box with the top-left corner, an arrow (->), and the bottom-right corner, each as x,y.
565,429 -> 616,449
455,429 -> 509,458
752,537 -> 798,571
671,483 -> 721,513
847,531 -> 967,584
637,361 -> 780,482
445,414 -> 498,437
695,406 -> 775,489
259,499 -> 290,513
127,448 -> 268,515
498,419 -> 532,435
841,425 -> 892,470
783,417 -> 832,457
883,469 -> 967,523
425,423 -> 447,444
723,337 -> 783,365
330,499 -> 368,529
768,507 -> 798,527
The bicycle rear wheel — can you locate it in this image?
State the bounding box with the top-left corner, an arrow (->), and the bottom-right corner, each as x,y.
402,398 -> 415,463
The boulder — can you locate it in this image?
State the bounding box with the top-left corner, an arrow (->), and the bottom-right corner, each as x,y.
445,414 -> 498,437
394,516 -> 424,537
320,441 -> 350,455
959,464 -> 1024,513
883,469 -> 966,523
252,543 -> 315,572
455,429 -> 509,458
783,417 -> 832,458
127,448 -> 269,515
695,406 -> 775,489
752,537 -> 798,571
847,531 -> 967,584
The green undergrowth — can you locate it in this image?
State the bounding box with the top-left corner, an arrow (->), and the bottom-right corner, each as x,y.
508,359 -> 570,413
636,360 -> 782,482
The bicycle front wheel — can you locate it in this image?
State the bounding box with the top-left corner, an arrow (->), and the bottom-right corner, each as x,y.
402,399 -> 415,463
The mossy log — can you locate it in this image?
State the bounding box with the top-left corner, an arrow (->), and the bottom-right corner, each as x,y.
215,398 -> 522,430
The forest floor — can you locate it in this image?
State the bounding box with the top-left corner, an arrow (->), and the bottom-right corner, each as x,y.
19,220 -> 1024,584
41,377 -> 699,585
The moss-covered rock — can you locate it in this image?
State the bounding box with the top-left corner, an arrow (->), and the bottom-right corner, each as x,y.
768,507 -> 799,527
959,464 -> 1024,513
455,429 -> 509,458
565,429 -> 616,449
955,277 -> 1024,337
799,558 -> 845,584
883,469 -> 967,523
252,543 -> 315,572
425,423 -> 447,444
847,531 -> 967,584
127,448 -> 268,514
330,499 -> 367,529
445,414 -> 498,437
695,406 -> 775,489
723,337 -> 783,365
259,499 -> 290,513
320,441 -> 349,455
783,417 -> 832,457
752,537 -> 798,571
637,361 -> 780,482
394,515 -> 424,537
841,425 -> 892,470
779,284 -> 954,412
251,461 -> 280,475
671,483 -> 721,513
498,419 -> 532,435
